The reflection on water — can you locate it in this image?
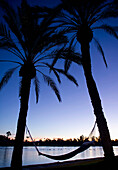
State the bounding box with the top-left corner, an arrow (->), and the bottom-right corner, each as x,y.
0,147 -> 13,168
0,146 -> 118,167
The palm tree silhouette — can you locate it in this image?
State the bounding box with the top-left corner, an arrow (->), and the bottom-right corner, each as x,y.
6,131 -> 11,138
48,0 -> 118,160
0,0 -> 78,168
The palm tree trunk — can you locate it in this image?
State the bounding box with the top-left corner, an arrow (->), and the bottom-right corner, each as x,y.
81,42 -> 114,160
11,76 -> 31,169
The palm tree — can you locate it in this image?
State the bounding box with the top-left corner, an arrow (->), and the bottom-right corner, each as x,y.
48,0 -> 118,160
0,0 -> 78,168
6,131 -> 11,138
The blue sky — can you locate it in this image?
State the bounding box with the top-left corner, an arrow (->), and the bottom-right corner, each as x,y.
0,0 -> 118,141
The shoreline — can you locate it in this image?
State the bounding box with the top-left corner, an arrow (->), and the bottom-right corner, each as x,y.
0,156 -> 118,169
1,144 -> 118,147
22,157 -> 105,169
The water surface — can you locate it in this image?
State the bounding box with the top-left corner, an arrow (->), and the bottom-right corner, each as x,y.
0,146 -> 118,168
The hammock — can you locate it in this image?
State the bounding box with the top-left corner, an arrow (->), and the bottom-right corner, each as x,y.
38,141 -> 94,160
26,121 -> 96,161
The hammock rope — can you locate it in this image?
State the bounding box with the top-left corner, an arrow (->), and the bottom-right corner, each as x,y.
88,120 -> 97,138
25,121 -> 96,161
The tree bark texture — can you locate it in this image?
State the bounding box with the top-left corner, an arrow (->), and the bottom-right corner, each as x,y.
11,76 -> 31,169
81,42 -> 114,160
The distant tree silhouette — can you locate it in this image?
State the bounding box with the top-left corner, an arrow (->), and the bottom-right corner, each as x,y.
0,0 -> 78,168
6,131 -> 11,138
47,0 -> 118,160
80,135 -> 84,142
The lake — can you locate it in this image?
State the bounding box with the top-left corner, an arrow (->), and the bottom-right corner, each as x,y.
0,146 -> 118,168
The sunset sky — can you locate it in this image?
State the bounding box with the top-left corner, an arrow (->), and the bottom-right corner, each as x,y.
0,0 -> 118,141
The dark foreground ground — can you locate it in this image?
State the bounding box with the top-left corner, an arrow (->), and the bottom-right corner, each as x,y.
0,156 -> 118,170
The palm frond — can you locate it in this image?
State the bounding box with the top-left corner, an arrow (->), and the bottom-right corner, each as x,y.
58,11 -> 78,27
33,76 -> 40,103
0,66 -> 18,90
64,38 -> 76,73
52,69 -> 61,84
99,2 -> 118,20
50,46 -> 82,68
64,59 -> 72,73
55,68 -> 78,87
61,48 -> 82,65
0,23 -> 25,61
0,0 -> 26,55
48,47 -> 65,69
51,54 -> 60,69
93,24 -> 118,39
112,26 -> 118,32
32,29 -> 68,62
43,74 -> 62,102
33,4 -> 63,27
0,59 -> 22,65
44,63 -> 61,84
87,1 -> 112,24
93,38 -> 108,68
0,23 -> 9,37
